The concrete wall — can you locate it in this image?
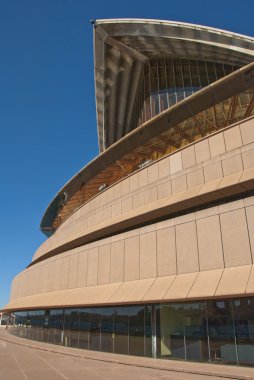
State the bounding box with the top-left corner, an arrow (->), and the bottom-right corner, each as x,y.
33,117 -> 254,262
7,116 -> 254,309
10,194 -> 254,302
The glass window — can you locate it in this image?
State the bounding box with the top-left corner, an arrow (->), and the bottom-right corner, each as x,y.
100,307 -> 114,353
114,306 -> 129,355
79,308 -> 90,349
207,300 -> 237,364
158,302 -> 209,361
129,306 -> 145,356
89,308 -> 101,351
233,297 -> 254,366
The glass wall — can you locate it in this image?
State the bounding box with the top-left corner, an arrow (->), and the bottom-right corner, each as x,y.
10,297 -> 254,366
130,59 -> 239,132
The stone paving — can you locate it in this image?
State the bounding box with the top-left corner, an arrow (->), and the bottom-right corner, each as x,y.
0,329 -> 254,380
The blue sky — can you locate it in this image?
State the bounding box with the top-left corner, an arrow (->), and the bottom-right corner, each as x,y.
0,0 -> 253,309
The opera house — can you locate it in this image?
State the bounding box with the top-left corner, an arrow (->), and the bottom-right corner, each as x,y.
3,19 -> 254,366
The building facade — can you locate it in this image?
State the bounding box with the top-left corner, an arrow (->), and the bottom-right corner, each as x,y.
3,19 -> 254,366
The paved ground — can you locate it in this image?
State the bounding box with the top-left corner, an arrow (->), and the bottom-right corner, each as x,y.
0,329 -> 254,380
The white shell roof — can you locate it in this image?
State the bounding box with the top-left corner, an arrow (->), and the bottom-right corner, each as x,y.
94,19 -> 254,151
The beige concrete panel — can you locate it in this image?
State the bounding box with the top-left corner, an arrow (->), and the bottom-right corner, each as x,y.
157,180 -> 171,199
113,182 -> 121,200
246,265 -> 254,294
224,125 -> 242,151
182,145 -> 196,169
110,240 -> 124,283
133,190 -> 145,208
187,168 -> 204,188
157,227 -> 177,276
140,231 -> 157,279
148,163 -> 159,184
47,260 -> 56,292
100,189 -> 107,206
245,206 -> 254,263
197,215 -> 224,271
171,174 -> 187,194
88,199 -> 95,213
102,206 -> 111,222
4,283 -> 121,310
77,250 -> 88,288
220,208 -> 252,267
96,282 -> 122,304
242,148 -> 254,169
138,167 -> 148,187
188,269 -> 223,299
87,247 -> 98,286
142,275 -> 176,301
196,205 -> 218,220
111,200 -> 121,217
195,139 -> 210,163
60,256 -> 70,289
222,154 -> 243,176
177,185 -> 203,207
125,278 -> 155,302
156,218 -> 175,230
94,210 -> 103,225
218,199 -> 244,214
111,232 -> 124,242
244,195 -> 254,207
176,222 -> 199,274
94,194 -> 101,211
87,214 -> 95,229
170,151 -> 182,174
144,186 -> 157,204
121,177 -> 130,196
121,195 -> 132,213
106,187 -> 114,203
68,254 -> 79,289
217,172 -> 243,196
124,236 -> 140,281
175,212 -> 195,225
239,167 -> 254,190
129,172 -> 139,191
204,161 -> 223,182
98,236 -> 111,247
240,118 -> 254,145
108,281 -> 136,303
125,228 -> 140,238
109,278 -> 154,303
53,259 -> 62,291
98,244 -> 111,285
216,265 -> 252,296
158,156 -> 170,179
209,133 -> 226,158
41,264 -> 49,293
163,272 -> 199,301
140,224 -> 155,234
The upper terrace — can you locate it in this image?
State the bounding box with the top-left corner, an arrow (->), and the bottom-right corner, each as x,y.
40,62 -> 254,236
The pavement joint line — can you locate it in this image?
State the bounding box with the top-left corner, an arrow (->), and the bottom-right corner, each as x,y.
12,353 -> 29,380
0,334 -> 253,380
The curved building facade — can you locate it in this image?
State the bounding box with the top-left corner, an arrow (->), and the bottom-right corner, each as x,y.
4,19 -> 254,366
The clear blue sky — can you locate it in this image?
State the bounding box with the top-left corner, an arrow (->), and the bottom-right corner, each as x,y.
0,0 -> 253,309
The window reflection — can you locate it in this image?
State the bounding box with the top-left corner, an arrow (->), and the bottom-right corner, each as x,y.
9,297 -> 254,366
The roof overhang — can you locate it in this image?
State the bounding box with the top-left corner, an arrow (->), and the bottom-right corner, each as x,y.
94,19 -> 254,151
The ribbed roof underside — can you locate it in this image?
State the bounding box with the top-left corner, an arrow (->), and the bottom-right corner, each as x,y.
94,19 -> 254,152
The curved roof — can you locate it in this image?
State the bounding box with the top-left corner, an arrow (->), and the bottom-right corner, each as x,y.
94,19 -> 254,151
40,62 -> 254,236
